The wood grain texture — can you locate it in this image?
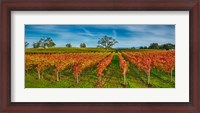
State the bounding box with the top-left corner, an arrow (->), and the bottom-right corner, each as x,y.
0,0 -> 199,113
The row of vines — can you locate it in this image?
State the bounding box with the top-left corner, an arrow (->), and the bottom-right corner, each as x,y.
122,50 -> 175,84
26,53 -> 113,83
25,50 -> 175,86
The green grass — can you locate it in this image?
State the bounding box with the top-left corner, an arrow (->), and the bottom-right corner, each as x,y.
25,53 -> 175,88
25,66 -> 99,88
25,47 -> 116,54
25,47 -> 158,54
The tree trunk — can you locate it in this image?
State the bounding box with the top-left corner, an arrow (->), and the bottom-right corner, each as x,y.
56,71 -> 59,81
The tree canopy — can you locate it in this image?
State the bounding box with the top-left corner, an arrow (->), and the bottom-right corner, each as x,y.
80,43 -> 86,48
149,43 -> 159,49
139,43 -> 175,50
32,37 -> 56,48
159,43 -> 175,50
66,43 -> 72,48
97,36 -> 118,51
25,42 -> 29,48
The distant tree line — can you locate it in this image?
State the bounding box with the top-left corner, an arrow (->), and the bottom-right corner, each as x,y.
26,35 -> 118,51
139,43 -> 175,50
25,36 -> 174,51
65,43 -> 87,48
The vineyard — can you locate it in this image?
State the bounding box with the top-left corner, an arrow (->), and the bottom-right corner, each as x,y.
25,50 -> 175,88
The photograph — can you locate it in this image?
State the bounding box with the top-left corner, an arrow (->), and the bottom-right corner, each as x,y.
25,25 -> 175,88
1,0 -> 199,112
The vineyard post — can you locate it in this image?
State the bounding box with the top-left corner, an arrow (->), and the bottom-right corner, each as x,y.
123,75 -> 126,86
25,69 -> 27,76
56,71 -> 59,81
38,71 -> 40,80
170,69 -> 173,82
99,76 -> 102,82
76,75 -> 79,84
148,69 -> 151,84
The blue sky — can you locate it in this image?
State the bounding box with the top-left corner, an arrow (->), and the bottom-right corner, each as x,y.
25,25 -> 175,48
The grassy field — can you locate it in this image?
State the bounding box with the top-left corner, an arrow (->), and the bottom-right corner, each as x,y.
25,47 -> 116,54
25,47 -> 158,54
25,51 -> 175,88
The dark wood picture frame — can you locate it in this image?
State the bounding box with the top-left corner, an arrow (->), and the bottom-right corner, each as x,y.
0,0 -> 199,112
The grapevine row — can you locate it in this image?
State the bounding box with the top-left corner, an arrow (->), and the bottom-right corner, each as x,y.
122,50 -> 175,83
118,52 -> 128,85
97,53 -> 114,81
26,53 -> 110,82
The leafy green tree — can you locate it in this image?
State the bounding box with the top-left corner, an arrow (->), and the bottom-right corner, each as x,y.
38,38 -> 45,48
159,43 -> 175,50
25,42 -> 29,48
80,43 -> 86,48
34,37 -> 56,48
31,37 -> 56,49
66,43 -> 72,48
149,43 -> 159,49
139,46 -> 144,49
143,46 -> 148,49
97,35 -> 118,51
33,42 -> 40,48
45,37 -> 56,48
131,47 -> 136,49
